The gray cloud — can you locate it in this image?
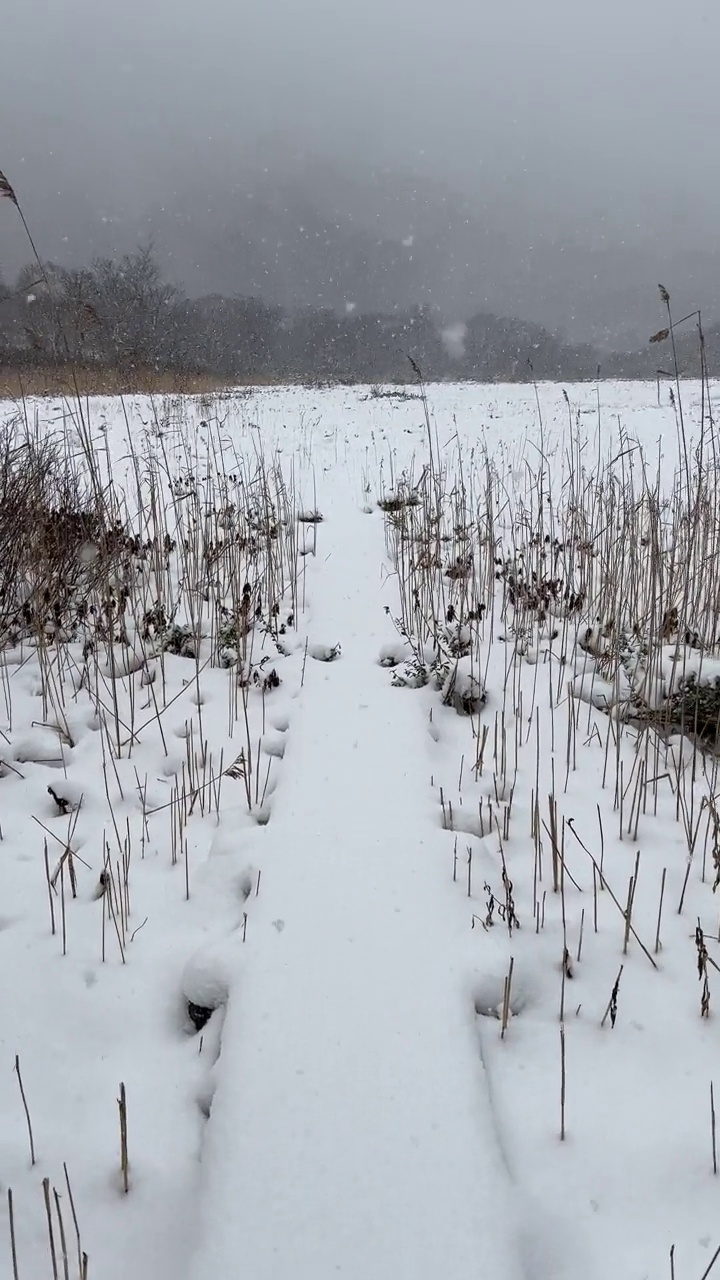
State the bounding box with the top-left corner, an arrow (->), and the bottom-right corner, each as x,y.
2,0 -> 718,340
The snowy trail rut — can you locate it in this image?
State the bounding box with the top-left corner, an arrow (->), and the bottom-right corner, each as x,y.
190,482 -> 523,1279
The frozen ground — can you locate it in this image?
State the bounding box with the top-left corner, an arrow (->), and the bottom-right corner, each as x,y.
0,380 -> 719,1279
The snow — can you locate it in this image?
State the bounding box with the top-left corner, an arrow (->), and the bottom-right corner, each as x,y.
440,320 -> 467,360
0,379 -> 719,1279
189,495 -> 523,1280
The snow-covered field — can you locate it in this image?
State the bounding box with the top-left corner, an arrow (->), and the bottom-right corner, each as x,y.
1,379 -> 719,1279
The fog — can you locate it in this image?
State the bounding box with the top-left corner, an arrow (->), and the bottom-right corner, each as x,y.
2,0 -> 719,345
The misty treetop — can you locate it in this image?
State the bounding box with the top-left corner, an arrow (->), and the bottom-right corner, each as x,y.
0,248 -> 711,384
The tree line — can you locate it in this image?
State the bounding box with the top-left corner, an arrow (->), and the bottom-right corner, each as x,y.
0,248 -> 713,384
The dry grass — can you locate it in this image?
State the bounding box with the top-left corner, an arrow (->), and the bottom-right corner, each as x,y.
0,387 -> 309,1272
0,397 -> 303,795
379,358 -> 720,1204
0,365 -> 291,399
0,363 -> 340,396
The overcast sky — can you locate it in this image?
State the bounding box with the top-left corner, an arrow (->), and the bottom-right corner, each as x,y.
2,0 -> 718,280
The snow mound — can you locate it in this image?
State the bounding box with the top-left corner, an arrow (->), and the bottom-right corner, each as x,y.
378,640 -> 411,668
310,642 -> 341,662
181,937 -> 241,1019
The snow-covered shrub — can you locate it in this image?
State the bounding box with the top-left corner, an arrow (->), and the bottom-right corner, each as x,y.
309,642 -> 341,662
496,553 -> 585,625
238,654 -> 281,692
392,653 -> 430,689
377,487 -> 420,514
666,673 -> 720,744
441,657 -> 486,716
391,638 -> 486,715
441,619 -> 474,658
0,423 -> 137,647
159,623 -> 196,659
378,639 -> 412,668
444,555 -> 473,581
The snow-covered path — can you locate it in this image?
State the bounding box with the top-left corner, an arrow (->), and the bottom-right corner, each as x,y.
190,482 -> 523,1279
